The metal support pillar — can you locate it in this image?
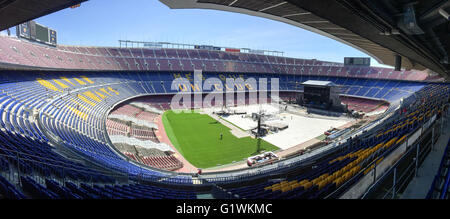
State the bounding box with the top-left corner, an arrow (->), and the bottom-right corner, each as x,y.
392,167 -> 397,199
415,144 -> 420,177
395,54 -> 402,71
431,126 -> 435,151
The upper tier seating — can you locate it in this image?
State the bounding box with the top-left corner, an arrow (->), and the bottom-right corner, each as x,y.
0,36 -> 439,82
6,176 -> 196,199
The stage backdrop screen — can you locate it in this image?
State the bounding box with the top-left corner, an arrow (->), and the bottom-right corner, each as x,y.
303,86 -> 330,104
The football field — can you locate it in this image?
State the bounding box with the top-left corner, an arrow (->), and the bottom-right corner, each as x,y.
162,110 -> 279,168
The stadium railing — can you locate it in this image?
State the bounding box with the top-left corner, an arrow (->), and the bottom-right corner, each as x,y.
357,103 -> 449,199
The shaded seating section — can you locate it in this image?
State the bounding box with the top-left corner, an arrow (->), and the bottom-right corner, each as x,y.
45,178 -> 82,199
0,129 -> 115,183
124,152 -> 139,162
106,102 -> 184,171
76,182 -> 197,199
107,104 -> 162,142
141,156 -> 183,171
5,176 -> 196,199
20,176 -> 59,199
130,126 -> 159,142
427,139 -> 450,199
114,142 -> 182,171
110,104 -> 142,117
138,146 -> 183,171
0,175 -> 26,199
135,111 -> 159,123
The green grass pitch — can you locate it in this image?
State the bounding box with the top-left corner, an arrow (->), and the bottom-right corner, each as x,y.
162,110 -> 280,169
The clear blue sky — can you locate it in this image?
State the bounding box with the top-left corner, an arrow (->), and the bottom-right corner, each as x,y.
2,0 -> 390,67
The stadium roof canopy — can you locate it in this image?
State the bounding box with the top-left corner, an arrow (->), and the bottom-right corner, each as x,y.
160,0 -> 450,80
0,0 -> 86,31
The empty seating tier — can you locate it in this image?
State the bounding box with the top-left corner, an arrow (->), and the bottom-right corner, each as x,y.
0,36 -> 442,82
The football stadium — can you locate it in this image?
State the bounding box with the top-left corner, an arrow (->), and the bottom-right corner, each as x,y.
0,0 -> 449,203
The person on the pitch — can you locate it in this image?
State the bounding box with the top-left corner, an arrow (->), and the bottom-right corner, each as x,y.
220,133 -> 223,140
